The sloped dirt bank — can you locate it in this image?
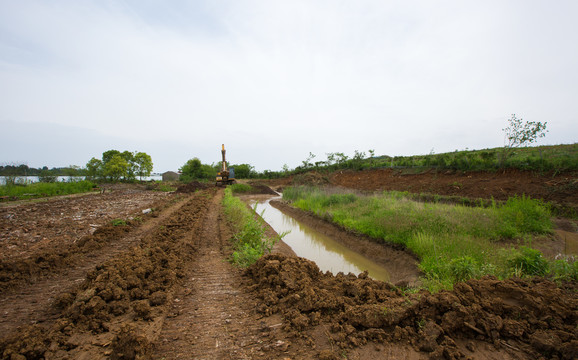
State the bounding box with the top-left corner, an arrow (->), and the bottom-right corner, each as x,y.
263,168 -> 578,217
245,254 -> 578,360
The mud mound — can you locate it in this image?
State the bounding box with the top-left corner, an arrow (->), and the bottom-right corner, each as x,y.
176,181 -> 212,193
292,171 -> 330,186
245,254 -> 578,359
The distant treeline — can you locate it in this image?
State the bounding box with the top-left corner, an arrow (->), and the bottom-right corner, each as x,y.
0,164 -> 86,177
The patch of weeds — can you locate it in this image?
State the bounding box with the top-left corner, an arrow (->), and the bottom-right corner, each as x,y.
223,188 -> 287,268
449,256 -> 479,282
550,255 -> 578,282
229,183 -> 253,194
157,184 -> 177,192
111,219 -> 127,226
507,246 -> 548,276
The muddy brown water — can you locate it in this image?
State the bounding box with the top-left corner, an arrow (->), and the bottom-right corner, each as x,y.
251,197 -> 391,282
556,229 -> 578,255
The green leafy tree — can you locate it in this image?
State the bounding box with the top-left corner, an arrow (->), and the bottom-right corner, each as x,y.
326,153 -> 336,167
232,164 -> 255,179
501,114 -> 548,166
103,154 -> 128,182
335,152 -> 349,167
200,163 -> 217,179
134,152 -> 153,180
86,157 -> 103,181
120,151 -> 136,181
300,152 -> 316,169
102,150 -> 121,165
180,158 -> 203,182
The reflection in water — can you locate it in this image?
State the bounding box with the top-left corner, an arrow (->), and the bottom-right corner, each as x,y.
252,198 -> 390,282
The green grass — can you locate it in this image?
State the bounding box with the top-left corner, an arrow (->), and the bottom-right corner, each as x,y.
154,181 -> 178,192
0,180 -> 96,200
222,187 -> 286,267
282,186 -> 572,290
229,183 -> 253,194
111,219 -> 128,226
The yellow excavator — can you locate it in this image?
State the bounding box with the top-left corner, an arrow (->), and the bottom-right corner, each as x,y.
215,144 -> 235,186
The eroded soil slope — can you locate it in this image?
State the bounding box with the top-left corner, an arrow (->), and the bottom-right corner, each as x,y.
245,254 -> 578,360
262,169 -> 577,214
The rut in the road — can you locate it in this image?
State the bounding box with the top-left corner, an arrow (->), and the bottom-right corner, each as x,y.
154,190 -> 266,359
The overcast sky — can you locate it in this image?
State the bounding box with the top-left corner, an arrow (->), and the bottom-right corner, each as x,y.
1,0 -> 576,173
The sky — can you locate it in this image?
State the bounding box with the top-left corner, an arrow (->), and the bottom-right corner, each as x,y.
1,0 -> 577,173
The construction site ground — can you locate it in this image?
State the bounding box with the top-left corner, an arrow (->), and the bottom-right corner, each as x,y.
0,169 -> 576,359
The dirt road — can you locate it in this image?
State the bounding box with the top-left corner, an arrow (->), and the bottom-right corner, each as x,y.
1,182 -> 577,359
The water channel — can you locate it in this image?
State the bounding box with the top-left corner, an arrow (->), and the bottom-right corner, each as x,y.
251,197 -> 391,282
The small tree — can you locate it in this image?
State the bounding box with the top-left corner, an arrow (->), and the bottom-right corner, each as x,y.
180,158 -> 203,182
501,114 -> 548,166
86,157 -> 103,181
134,152 -> 153,180
301,152 -> 316,169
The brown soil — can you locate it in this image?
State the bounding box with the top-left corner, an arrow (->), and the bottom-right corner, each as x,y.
0,171 -> 576,359
175,181 -> 212,193
245,254 -> 578,360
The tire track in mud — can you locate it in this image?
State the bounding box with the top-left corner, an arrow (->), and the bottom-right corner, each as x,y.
153,189 -> 268,359
0,195 -> 190,342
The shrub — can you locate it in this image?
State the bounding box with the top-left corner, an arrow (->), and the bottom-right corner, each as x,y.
508,246 -> 548,276
499,196 -> 551,235
449,256 -> 479,282
550,257 -> 578,281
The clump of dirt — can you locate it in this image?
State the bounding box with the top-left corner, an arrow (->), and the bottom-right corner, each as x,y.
245,254 -> 578,359
176,181 -> 212,193
110,324 -> 152,359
